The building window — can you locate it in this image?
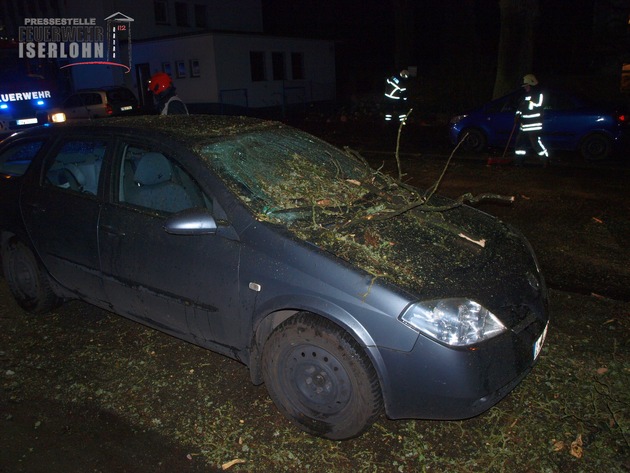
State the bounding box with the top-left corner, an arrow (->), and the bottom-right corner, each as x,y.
291,52 -> 304,80
175,2 -> 189,27
194,4 -> 207,28
250,51 -> 266,82
272,52 -> 286,80
190,59 -> 200,77
154,0 -> 168,25
176,60 -> 187,78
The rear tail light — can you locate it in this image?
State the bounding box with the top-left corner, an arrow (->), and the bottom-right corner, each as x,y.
618,114 -> 627,123
106,104 -> 113,115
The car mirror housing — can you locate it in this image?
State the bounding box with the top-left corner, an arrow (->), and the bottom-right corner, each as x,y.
164,208 -> 218,235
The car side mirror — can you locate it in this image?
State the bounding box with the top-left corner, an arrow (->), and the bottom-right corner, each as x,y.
164,208 -> 218,235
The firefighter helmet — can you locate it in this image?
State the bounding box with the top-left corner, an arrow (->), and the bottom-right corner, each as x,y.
148,72 -> 173,95
522,74 -> 538,87
400,69 -> 409,79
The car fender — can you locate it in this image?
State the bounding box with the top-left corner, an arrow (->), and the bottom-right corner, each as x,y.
247,292 -> 403,408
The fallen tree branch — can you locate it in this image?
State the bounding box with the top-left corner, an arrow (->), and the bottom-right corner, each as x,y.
395,108 -> 413,181
367,192 -> 515,221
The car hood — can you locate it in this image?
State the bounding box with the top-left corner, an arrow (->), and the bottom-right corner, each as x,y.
279,198 -> 544,320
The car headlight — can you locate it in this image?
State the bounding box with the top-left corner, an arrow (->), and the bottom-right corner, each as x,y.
449,114 -> 467,125
400,298 -> 506,346
50,112 -> 66,123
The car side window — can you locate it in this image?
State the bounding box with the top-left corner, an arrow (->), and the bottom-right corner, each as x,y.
44,139 -> 107,195
63,95 -> 82,108
545,92 -> 576,111
0,140 -> 45,177
118,143 -> 211,214
84,93 -> 102,106
498,95 -> 519,113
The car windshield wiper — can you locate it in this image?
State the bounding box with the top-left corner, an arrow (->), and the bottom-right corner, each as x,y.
265,204 -> 349,222
264,188 -> 392,217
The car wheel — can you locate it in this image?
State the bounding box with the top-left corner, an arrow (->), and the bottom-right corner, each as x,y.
262,313 -> 382,440
579,133 -> 612,161
460,128 -> 487,151
2,239 -> 61,314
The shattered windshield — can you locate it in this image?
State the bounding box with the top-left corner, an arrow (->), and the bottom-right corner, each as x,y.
197,126 -> 511,295
198,128 -> 418,223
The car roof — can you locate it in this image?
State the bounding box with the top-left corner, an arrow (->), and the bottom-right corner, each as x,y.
75,86 -> 132,92
8,115 -> 283,145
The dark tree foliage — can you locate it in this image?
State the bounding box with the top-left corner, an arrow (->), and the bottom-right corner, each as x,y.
262,0 -> 629,105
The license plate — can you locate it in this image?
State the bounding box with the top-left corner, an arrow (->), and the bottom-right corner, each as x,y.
533,322 -> 549,360
121,106 -> 133,111
16,118 -> 38,125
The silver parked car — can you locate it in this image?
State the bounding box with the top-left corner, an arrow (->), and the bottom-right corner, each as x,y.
59,86 -> 139,119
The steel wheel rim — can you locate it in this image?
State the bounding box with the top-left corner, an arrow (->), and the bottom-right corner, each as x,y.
283,344 -> 352,415
14,255 -> 38,299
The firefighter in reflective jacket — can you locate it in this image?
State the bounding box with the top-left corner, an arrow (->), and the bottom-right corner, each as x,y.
384,69 -> 410,123
514,74 -> 548,166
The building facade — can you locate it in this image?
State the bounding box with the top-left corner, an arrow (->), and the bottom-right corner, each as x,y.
132,32 -> 335,114
0,0 -> 336,114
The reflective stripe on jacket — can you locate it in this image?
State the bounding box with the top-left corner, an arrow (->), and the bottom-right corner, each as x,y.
516,90 -> 544,132
384,75 -> 408,101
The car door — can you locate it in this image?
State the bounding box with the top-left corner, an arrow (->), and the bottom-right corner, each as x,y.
97,139 -> 243,346
62,94 -> 88,119
539,91 -> 579,150
20,134 -> 110,304
490,92 -> 521,147
84,92 -> 106,118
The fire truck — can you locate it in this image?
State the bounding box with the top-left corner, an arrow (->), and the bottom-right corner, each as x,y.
0,39 -> 66,137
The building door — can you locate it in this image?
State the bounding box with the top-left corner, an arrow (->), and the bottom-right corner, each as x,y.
135,63 -> 153,111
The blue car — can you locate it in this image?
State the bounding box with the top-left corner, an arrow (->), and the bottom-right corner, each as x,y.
449,89 -> 629,160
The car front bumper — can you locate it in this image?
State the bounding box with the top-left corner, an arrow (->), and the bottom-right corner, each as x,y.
380,315 -> 547,420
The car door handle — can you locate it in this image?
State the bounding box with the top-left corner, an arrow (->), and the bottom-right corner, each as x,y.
100,225 -> 126,236
24,202 -> 47,214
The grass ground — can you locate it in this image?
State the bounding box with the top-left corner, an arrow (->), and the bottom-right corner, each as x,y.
1,287 -> 628,472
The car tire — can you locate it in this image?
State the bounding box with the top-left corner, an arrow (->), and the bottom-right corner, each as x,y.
579,133 -> 612,161
2,239 -> 61,314
262,313 -> 382,440
460,128 -> 487,152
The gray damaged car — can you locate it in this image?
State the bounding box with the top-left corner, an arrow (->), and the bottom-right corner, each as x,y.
0,115 -> 549,439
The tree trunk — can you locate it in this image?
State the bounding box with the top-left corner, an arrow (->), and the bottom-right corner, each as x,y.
392,0 -> 415,70
493,0 -> 539,98
437,0 -> 485,109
